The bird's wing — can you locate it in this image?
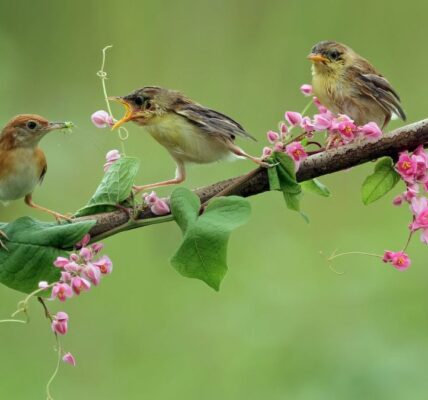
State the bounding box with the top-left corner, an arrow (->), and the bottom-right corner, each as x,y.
35,148 -> 47,185
356,72 -> 406,121
173,103 -> 256,142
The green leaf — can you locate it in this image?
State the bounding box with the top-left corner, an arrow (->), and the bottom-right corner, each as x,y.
273,152 -> 302,211
267,166 -> 280,191
301,178 -> 331,197
75,157 -> 140,217
0,217 -> 95,294
170,188 -> 251,291
362,157 -> 400,205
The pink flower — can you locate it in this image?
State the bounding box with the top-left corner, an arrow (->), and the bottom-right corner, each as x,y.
64,261 -> 80,273
412,146 -> 428,181
403,184 -> 419,202
76,233 -> 91,248
104,149 -> 121,172
93,255 -> 113,275
300,84 -> 313,96
52,283 -> 73,302
262,146 -> 273,159
280,123 -> 288,138
84,263 -> 102,286
51,312 -> 69,335
62,352 -> 76,366
142,192 -> 171,216
396,153 -> 417,181
151,199 -> 171,216
285,142 -> 308,168
336,116 -> 357,142
274,142 -> 285,152
392,195 -> 403,206
71,276 -> 91,295
300,116 -> 315,132
143,191 -> 158,204
91,110 -> 114,128
359,122 -> 382,141
267,130 -> 279,143
383,250 -> 411,270
313,97 -> 328,114
91,243 -> 104,254
60,271 -> 71,283
106,149 -> 121,163
53,257 -> 69,269
410,197 -> 428,230
313,114 -> 332,131
79,247 -> 92,262
285,111 -> 302,126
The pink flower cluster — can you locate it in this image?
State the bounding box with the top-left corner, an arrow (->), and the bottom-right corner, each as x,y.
263,127 -> 308,169
143,191 -> 170,216
393,146 -> 428,245
299,86 -> 383,144
262,83 -> 383,170
104,149 -> 121,172
51,234 -> 112,301
382,251 -> 411,270
91,110 -> 114,128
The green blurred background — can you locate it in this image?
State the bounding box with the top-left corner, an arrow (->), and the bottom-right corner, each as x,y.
1,0 -> 428,399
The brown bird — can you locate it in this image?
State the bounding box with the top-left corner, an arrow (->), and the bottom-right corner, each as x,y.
308,41 -> 406,128
110,87 -> 265,192
0,115 -> 72,248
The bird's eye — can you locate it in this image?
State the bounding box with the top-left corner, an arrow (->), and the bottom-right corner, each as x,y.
329,50 -> 341,60
134,96 -> 144,107
26,121 -> 38,130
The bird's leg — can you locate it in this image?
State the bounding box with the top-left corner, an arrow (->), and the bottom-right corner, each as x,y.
133,161 -> 186,194
227,144 -> 271,168
24,194 -> 72,222
0,230 -> 9,251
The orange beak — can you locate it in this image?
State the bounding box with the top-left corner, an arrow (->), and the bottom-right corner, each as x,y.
108,97 -> 134,130
307,53 -> 329,63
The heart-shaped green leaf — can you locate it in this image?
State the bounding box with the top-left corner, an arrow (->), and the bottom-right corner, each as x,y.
0,217 -> 95,294
170,188 -> 251,291
362,157 -> 400,205
75,157 -> 140,217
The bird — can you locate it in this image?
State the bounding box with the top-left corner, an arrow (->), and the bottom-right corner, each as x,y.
110,86 -> 265,193
308,40 -> 406,129
0,115 -> 72,248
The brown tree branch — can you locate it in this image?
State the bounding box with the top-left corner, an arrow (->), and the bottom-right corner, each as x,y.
75,119 -> 428,242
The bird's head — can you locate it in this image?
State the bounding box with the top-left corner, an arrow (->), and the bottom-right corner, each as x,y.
110,86 -> 179,129
307,41 -> 353,76
0,115 -> 72,149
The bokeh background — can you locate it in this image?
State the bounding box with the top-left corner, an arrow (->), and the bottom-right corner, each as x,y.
1,1 -> 428,399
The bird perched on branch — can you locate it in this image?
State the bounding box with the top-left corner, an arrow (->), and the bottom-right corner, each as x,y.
110,87 -> 265,192
0,115 -> 72,248
308,41 -> 406,128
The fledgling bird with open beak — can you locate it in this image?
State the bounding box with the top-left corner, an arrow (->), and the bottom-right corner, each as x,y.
308,41 -> 406,129
110,87 -> 265,192
0,115 -> 72,248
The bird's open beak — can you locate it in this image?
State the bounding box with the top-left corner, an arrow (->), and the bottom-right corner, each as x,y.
307,53 -> 329,63
108,97 -> 134,130
48,121 -> 74,131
